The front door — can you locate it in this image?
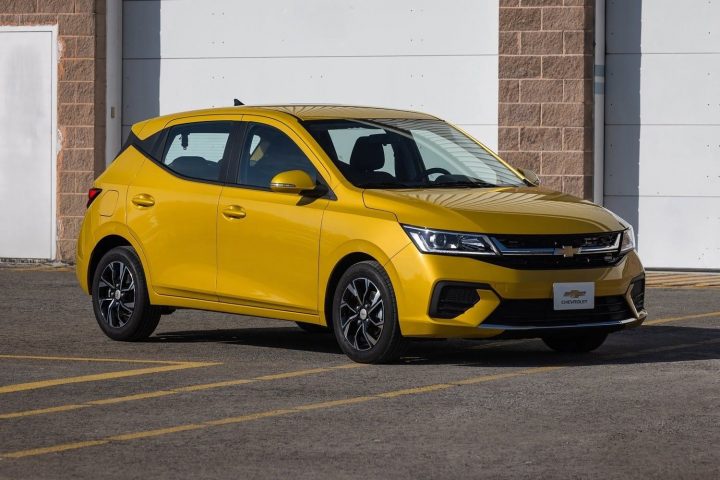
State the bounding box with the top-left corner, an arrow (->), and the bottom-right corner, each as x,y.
217,117 -> 330,313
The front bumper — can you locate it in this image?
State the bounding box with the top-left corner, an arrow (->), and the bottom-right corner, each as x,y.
386,243 -> 646,338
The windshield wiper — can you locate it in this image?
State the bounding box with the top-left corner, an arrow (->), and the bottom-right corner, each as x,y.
356,182 -> 419,189
428,179 -> 498,188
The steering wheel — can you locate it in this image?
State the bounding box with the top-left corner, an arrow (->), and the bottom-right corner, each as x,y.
424,167 -> 452,180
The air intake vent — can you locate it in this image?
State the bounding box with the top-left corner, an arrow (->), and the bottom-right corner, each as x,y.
429,282 -> 483,319
630,277 -> 645,311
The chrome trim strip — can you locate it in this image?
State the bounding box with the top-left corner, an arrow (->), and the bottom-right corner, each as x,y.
490,232 -> 621,256
478,317 -> 640,331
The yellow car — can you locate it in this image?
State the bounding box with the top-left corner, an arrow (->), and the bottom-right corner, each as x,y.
76,105 -> 646,363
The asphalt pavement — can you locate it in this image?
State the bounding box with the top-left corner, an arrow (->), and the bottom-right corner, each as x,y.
0,268 -> 718,479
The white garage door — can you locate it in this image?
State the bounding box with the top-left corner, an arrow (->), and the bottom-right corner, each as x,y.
0,27 -> 56,260
121,0 -> 499,149
604,0 -> 720,269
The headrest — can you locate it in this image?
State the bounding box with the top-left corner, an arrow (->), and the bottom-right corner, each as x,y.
350,134 -> 389,172
167,156 -> 217,180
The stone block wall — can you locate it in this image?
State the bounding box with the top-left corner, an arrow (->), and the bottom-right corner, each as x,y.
498,0 -> 595,199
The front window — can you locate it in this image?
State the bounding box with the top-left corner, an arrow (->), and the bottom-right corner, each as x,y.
237,122 -> 318,189
304,119 -> 524,189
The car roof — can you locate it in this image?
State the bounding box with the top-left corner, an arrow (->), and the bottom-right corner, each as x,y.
251,104 -> 439,120
132,104 -> 440,138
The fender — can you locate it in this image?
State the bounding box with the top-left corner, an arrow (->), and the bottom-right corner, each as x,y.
317,237 -> 410,328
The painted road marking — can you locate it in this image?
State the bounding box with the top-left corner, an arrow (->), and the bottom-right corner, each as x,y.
3,335 -> 718,460
644,310 -> 720,325
1,311 -> 718,457
647,272 -> 720,288
0,364 -> 365,420
0,355 -> 185,364
0,362 -> 219,395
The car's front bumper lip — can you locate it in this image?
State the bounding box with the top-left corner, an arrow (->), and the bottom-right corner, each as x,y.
478,309 -> 647,332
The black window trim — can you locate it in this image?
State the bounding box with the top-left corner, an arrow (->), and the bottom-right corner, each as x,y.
225,120 -> 336,200
121,121 -> 243,187
120,119 -> 335,199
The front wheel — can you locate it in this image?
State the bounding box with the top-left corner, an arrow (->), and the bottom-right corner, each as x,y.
542,333 -> 608,353
91,246 -> 161,341
331,261 -> 406,364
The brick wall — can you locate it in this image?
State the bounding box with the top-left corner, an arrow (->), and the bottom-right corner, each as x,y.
498,0 -> 594,199
0,0 -> 105,261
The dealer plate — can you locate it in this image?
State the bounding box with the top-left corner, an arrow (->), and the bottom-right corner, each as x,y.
553,282 -> 595,310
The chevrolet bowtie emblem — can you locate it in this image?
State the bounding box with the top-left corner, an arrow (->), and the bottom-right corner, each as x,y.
563,289 -> 587,299
555,245 -> 579,257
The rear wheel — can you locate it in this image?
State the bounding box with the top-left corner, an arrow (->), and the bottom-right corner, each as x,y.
331,261 -> 406,364
295,322 -> 330,334
91,246 -> 161,341
542,333 -> 608,353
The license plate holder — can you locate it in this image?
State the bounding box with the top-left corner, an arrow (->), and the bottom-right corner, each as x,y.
553,282 -> 595,310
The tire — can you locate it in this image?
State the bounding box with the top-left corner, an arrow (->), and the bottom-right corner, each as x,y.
91,246 -> 161,341
542,332 -> 608,353
331,260 -> 407,364
295,322 -> 331,334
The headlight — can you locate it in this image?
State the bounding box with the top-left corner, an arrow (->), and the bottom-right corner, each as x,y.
606,210 -> 636,253
402,225 -> 498,256
620,226 -> 636,253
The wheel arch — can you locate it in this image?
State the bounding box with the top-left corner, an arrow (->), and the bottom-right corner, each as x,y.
86,228 -> 152,295
322,252 -> 376,328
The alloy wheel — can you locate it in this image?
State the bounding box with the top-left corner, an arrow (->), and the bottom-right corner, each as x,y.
339,277 -> 384,351
97,260 -> 135,328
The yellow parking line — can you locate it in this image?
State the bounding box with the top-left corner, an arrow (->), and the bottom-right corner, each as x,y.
3,440 -> 110,459
87,390 -> 176,405
0,404 -> 90,419
2,311 -> 719,458
0,354 -> 183,364
644,310 -> 720,325
3,335 -> 719,460
108,424 -> 206,441
0,364 -> 365,420
0,362 -> 219,395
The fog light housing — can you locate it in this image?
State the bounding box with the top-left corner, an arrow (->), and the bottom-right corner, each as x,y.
630,276 -> 645,311
429,282 -> 488,319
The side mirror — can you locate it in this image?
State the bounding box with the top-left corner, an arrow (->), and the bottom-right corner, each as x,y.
518,168 -> 541,186
270,170 -> 316,194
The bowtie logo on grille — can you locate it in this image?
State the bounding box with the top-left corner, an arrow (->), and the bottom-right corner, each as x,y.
555,245 -> 580,257
563,289 -> 587,299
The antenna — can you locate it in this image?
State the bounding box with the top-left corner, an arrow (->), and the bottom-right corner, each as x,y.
233,99 -> 244,106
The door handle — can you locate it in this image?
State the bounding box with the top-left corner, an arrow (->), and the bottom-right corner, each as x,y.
222,205 -> 246,219
131,194 -> 155,207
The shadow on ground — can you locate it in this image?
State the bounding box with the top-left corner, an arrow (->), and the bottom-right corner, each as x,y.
151,324 -> 720,368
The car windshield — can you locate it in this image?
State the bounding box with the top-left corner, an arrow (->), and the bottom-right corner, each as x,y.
303,118 -> 525,189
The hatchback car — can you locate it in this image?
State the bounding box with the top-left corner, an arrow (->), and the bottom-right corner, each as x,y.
76,105 -> 646,363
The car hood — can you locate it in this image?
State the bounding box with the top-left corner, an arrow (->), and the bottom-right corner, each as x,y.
362,187 -> 625,234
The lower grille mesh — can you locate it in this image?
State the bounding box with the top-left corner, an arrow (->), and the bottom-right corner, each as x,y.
484,295 -> 633,327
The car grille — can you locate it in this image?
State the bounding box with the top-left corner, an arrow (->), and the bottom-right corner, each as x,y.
492,232 -> 619,250
480,232 -> 624,270
483,295 -> 633,328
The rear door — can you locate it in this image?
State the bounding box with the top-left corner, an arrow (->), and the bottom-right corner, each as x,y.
126,117 -> 240,300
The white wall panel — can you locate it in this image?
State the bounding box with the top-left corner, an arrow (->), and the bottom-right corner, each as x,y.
606,196 -> 720,269
123,0 -> 498,58
608,0 -> 720,54
122,0 -> 499,149
0,28 -> 56,259
606,53 -> 720,125
605,125 -> 720,197
605,0 -> 720,269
